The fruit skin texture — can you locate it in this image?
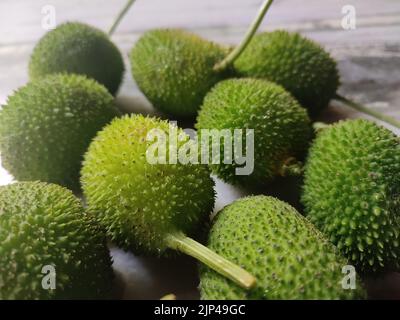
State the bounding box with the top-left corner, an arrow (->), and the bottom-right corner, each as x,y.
200,195 -> 365,299
130,29 -> 231,117
81,114 -> 215,255
0,74 -> 119,192
302,119 -> 400,274
195,78 -> 313,188
29,22 -> 124,95
0,182 -> 113,300
234,30 -> 340,116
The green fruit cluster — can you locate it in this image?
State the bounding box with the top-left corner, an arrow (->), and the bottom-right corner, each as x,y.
0,182 -> 113,300
1,0 -> 398,300
234,30 -> 340,115
130,29 -> 231,117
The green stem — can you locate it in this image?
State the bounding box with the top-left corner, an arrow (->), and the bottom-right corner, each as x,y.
108,0 -> 136,36
280,158 -> 303,177
335,94 -> 400,129
167,233 -> 256,290
312,121 -> 330,132
213,0 -> 274,72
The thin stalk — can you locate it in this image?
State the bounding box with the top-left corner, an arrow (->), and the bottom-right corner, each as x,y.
335,94 -> 400,129
312,122 -> 330,132
279,158 -> 304,177
167,233 -> 256,290
108,0 -> 136,36
280,163 -> 303,177
160,294 -> 177,300
214,0 -> 274,72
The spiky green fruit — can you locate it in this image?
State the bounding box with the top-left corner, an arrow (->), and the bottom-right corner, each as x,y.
81,114 -> 215,255
234,30 -> 339,115
200,195 -> 365,299
0,182 -> 113,300
130,29 -> 231,117
195,78 -> 313,188
29,22 -> 124,95
0,74 -> 119,191
302,119 -> 400,273
81,115 -> 257,289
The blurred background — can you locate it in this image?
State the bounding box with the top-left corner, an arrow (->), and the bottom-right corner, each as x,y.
0,0 -> 399,299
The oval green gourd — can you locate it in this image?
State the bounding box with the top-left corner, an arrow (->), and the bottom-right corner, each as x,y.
302,119 -> 400,273
0,74 -> 119,192
0,182 -> 113,300
29,22 -> 124,95
200,195 -> 366,299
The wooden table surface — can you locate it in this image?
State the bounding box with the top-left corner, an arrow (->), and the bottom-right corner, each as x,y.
0,0 -> 399,299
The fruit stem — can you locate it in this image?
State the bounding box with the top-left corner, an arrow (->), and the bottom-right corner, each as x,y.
334,94 -> 400,129
108,0 -> 136,36
312,122 -> 330,132
213,0 -> 274,72
279,158 -> 304,176
166,233 -> 256,290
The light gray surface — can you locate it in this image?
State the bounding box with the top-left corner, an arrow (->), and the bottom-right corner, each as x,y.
0,0 -> 400,299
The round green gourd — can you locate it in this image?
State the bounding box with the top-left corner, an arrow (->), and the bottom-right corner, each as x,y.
0,74 -> 119,192
195,78 -> 313,188
200,195 -> 366,299
130,29 -> 231,117
0,181 -> 113,300
29,22 -> 124,95
234,30 -> 340,116
81,114 -> 214,254
302,119 -> 400,273
81,114 -> 255,289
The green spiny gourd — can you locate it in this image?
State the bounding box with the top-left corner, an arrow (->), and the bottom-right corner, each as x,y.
234,30 -> 340,116
130,29 -> 232,117
302,119 -> 400,274
0,181 -> 113,300
0,74 -> 119,192
195,78 -> 313,188
81,114 -> 256,289
29,22 -> 124,95
200,195 -> 366,299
